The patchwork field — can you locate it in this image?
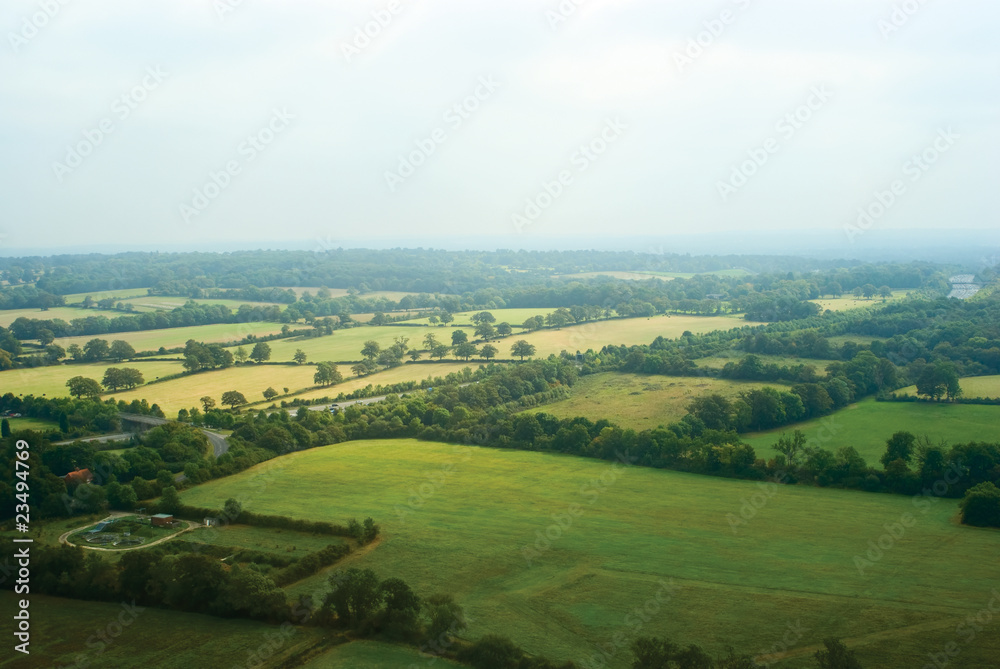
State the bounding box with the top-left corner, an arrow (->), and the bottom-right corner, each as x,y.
0,592 -> 325,669
0,359 -> 183,398
744,397 -> 1000,464
52,322 -> 287,352
180,439 -> 1000,669
526,372 -> 778,430
108,363 -> 319,414
0,306 -> 122,327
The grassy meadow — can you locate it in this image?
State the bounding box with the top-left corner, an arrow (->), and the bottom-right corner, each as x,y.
895,374 -> 1000,400
809,291 -> 909,312
0,360 -> 183,398
403,307 -> 559,327
300,640 -> 465,668
3,415 -> 61,432
274,362 -> 475,405
526,372 -> 778,430
180,439 -> 1000,669
52,322 -> 287,352
0,306 -> 122,327
183,524 -> 348,559
744,397 -> 1000,464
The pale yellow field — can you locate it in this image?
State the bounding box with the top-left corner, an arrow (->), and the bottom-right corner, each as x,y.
895,374 -> 1000,399
810,290 -> 908,312
108,364 -> 320,414
0,306 -> 122,327
53,322 -> 287,352
403,307 -> 559,327
0,360 -> 184,398
256,362 -> 475,405
228,326 -> 447,363
279,287 -> 422,301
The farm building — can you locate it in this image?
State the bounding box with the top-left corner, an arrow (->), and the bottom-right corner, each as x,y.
151,513 -> 174,527
63,469 -> 94,485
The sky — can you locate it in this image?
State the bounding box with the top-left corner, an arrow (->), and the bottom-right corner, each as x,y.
1,0 -> 998,256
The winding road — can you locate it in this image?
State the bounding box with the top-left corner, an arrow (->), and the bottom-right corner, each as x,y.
118,412 -> 230,457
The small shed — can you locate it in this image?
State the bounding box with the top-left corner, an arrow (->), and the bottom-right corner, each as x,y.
151,513 -> 174,527
204,517 -> 220,527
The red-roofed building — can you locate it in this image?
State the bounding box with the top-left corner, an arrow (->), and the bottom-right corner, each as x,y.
63,469 -> 94,485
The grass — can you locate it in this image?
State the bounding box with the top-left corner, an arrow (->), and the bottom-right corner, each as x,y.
554,269 -> 752,281
525,372 -> 779,430
278,287 -> 422,301
0,306 -> 121,327
300,640 -> 464,668
228,325 -> 450,363
810,291 -> 909,312
180,438 -> 1000,669
269,362 -> 475,405
694,351 -> 826,373
107,363 -> 319,415
0,360 -> 184,398
67,515 -> 186,549
4,416 -> 60,432
895,375 -> 1000,400
0,591 -> 325,668
53,322 -> 287,352
403,307 -> 560,327
743,397 -> 1000,464
183,523 -> 347,559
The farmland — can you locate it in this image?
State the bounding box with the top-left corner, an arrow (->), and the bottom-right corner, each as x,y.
525,372 -> 778,430
181,438 -> 1000,669
0,359 -> 183,398
809,291 -> 909,312
52,322 -> 287,352
278,362 -> 474,404
744,397 -> 1000,464
895,374 -> 1000,399
403,307 -> 560,326
0,306 -> 122,327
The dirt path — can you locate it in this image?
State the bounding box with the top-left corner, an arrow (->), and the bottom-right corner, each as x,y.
59,515 -> 200,552
756,616 -> 961,664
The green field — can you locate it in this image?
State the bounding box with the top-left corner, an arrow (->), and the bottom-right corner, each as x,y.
3,416 -> 60,432
278,362 -> 475,404
403,307 -> 559,327
526,372 -> 778,430
180,439 -> 1000,668
744,397 -> 1000,464
184,523 -> 347,560
0,360 -> 183,398
0,592 -> 325,669
53,322 -> 287,352
0,306 -> 122,327
61,287 -> 152,302
109,363 -> 319,414
694,351 -> 826,373
227,325 -> 448,363
301,640 -> 464,668
896,375 -> 1000,400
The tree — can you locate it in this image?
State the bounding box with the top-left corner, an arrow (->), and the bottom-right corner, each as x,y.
293,349 -> 307,364
880,431 -> 915,469
224,497 -> 243,522
361,340 -> 381,361
324,568 -> 383,630
471,311 -> 496,326
423,594 -> 466,646
814,639 -> 863,669
160,485 -> 181,514
109,340 -> 136,362
314,362 -> 344,386
0,419 -> 9,438
522,315 -> 545,331
200,396 -> 216,412
495,322 -> 512,337
916,362 -> 960,401
423,333 -> 439,350
221,390 -> 248,410
351,363 -> 370,377
430,344 -> 451,360
454,342 -> 478,361
480,344 -> 498,361
510,340 -> 536,361
878,285 -> 892,298
960,482 -> 1000,527
474,323 -> 497,341
234,346 -> 249,363
58,412 -> 69,433
250,342 -> 271,363
83,338 -> 110,361
451,330 -> 469,346
37,329 -> 55,346
263,387 -> 279,401
861,284 -> 876,299
45,343 -> 66,361
102,367 -> 144,391
66,376 -> 103,399
458,635 -> 523,669
67,343 -> 83,361
408,350 -> 422,362
439,313 -> 454,325
852,286 -> 863,299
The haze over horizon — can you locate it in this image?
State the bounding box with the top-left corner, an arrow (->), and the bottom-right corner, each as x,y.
2,0 -> 997,256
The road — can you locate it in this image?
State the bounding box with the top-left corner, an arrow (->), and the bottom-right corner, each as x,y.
119,412 -> 230,457
53,433 -> 132,446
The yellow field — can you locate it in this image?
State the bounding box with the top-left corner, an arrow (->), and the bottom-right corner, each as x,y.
61,288 -> 151,302
0,306 -> 122,327
403,307 -> 559,327
517,314 -> 761,357
526,373 -> 779,430
0,360 -> 184,398
810,290 -> 908,312
228,326 -> 447,363
279,287 -> 422,301
53,322 -> 287,352
108,364 -> 319,414
254,362 -> 475,405
896,374 -> 1000,399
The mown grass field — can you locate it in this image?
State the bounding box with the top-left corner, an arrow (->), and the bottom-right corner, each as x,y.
108,363 -> 319,414
183,524 -> 348,559
810,291 -> 909,312
0,306 -> 122,327
403,307 -> 559,327
0,592 -> 325,669
694,351 -> 826,373
227,325 -> 447,363
4,415 -> 60,432
0,360 -> 183,398
271,362 -> 475,405
180,439 -> 1000,669
53,322 -> 287,352
526,372 -> 779,430
300,640 -> 464,668
744,397 -> 1000,464
895,375 -> 1000,399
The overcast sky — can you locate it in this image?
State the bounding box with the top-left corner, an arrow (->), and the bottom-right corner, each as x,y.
1,0 -> 997,254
